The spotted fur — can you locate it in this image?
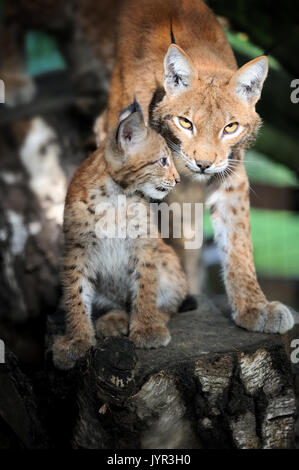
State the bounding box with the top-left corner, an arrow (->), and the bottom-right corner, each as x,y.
52,102 -> 187,369
5,0 -> 294,336
96,0 -> 294,335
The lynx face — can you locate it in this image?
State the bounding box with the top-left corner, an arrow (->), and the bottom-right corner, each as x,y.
150,45 -> 268,182
106,100 -> 180,200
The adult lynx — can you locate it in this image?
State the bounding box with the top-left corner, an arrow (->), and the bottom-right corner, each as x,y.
96,0 -> 294,334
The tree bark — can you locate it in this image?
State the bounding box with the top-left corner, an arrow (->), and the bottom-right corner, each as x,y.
0,349 -> 48,448
47,296 -> 298,449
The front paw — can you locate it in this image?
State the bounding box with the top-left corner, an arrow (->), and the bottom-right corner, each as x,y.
130,324 -> 171,349
234,301 -> 294,334
52,335 -> 95,370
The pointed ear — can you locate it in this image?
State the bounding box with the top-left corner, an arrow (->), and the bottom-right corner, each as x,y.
164,44 -> 195,95
118,96 -> 144,124
116,101 -> 147,153
230,56 -> 268,105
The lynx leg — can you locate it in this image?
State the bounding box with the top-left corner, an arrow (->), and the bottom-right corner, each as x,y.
129,246 -> 172,349
52,247 -> 97,369
157,244 -> 187,315
209,167 -> 294,334
166,179 -> 204,295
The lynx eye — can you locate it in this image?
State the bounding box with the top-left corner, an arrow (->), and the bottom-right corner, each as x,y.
160,157 -> 169,167
224,122 -> 239,135
178,117 -> 193,130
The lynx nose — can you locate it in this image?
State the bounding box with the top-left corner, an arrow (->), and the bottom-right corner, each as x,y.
196,160 -> 212,172
175,176 -> 181,185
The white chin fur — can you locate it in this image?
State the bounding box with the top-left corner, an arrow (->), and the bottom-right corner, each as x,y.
194,173 -> 210,182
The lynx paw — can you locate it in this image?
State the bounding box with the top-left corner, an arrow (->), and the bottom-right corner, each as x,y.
130,324 -> 171,349
234,301 -> 294,334
52,335 -> 95,370
95,310 -> 129,338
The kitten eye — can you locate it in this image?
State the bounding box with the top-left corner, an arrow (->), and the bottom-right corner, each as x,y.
223,122 -> 239,135
178,117 -> 193,131
160,157 -> 169,167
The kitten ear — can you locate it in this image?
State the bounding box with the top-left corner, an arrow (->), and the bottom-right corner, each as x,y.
116,99 -> 147,152
164,44 -> 195,95
230,56 -> 268,105
118,96 -> 144,124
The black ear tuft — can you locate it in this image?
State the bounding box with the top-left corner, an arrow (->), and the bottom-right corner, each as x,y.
170,18 -> 176,44
164,45 -> 194,95
132,95 -> 143,116
116,97 -> 145,146
231,56 -> 268,104
116,98 -> 147,152
118,96 -> 144,124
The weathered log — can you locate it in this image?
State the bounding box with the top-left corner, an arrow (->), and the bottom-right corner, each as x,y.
0,99 -> 98,365
0,348 -> 48,448
48,296 -> 298,449
0,76 -> 102,326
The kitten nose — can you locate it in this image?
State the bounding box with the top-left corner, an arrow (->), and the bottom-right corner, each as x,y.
175,176 -> 181,185
196,160 -> 211,172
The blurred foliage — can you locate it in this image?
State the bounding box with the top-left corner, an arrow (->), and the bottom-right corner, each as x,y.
245,150 -> 297,188
223,24 -> 299,177
225,30 -> 281,71
255,124 -> 299,177
26,32 -> 66,76
208,0 -> 299,77
204,209 -> 299,278
251,210 -> 299,277
204,151 -> 299,278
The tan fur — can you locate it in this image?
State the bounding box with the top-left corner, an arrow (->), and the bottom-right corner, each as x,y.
100,1 -> 235,128
95,0 -> 294,334
4,0 -> 294,335
53,105 -> 187,369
